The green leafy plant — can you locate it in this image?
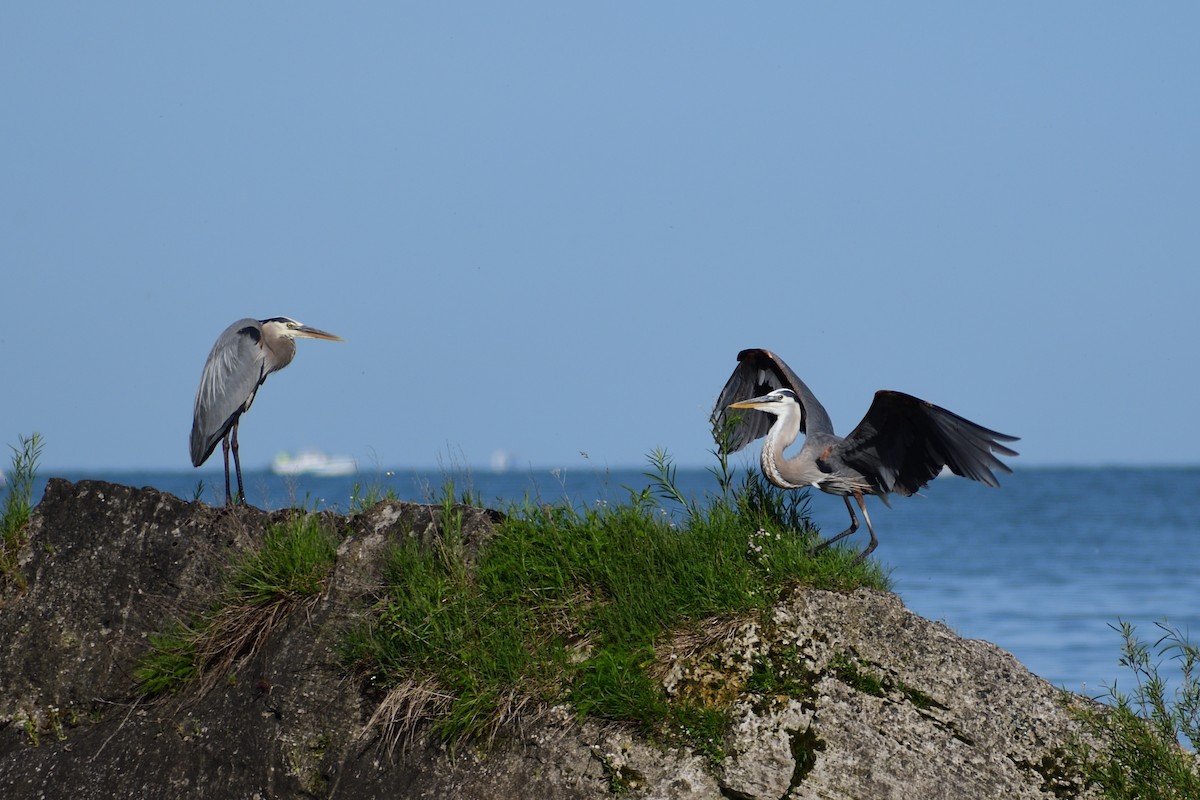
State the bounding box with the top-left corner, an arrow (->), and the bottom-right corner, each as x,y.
708,411 -> 743,497
644,447 -> 700,517
1073,620 -> 1200,799
2,432 -> 44,592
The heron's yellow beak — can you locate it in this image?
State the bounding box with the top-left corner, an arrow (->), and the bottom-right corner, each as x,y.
293,325 -> 344,342
729,396 -> 771,410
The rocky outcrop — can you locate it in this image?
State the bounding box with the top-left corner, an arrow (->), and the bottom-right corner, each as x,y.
0,479 -> 1098,799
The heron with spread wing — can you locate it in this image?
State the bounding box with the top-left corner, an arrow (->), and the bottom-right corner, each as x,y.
191,317 -> 343,506
712,348 -> 1018,561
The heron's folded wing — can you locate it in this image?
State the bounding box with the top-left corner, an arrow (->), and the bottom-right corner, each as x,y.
189,320 -> 267,467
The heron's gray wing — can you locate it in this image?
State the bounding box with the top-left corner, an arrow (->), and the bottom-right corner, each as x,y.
190,319 -> 267,466
832,390 -> 1019,496
711,348 -> 835,453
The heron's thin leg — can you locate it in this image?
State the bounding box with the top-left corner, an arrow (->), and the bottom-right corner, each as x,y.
852,492 -> 879,564
221,431 -> 233,506
231,420 -> 246,506
811,496 -> 860,553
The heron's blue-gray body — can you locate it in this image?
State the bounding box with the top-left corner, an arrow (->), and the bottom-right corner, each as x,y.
190,317 -> 341,505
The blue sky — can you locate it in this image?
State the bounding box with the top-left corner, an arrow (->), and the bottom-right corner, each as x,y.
3,4 -> 1197,471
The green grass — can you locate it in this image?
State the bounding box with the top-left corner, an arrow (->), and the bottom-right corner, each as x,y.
349,480 -> 399,514
1,433 -> 43,593
1073,620 -> 1200,799
341,451 -> 889,753
228,514 -> 339,603
133,621 -> 200,696
135,513 -> 340,698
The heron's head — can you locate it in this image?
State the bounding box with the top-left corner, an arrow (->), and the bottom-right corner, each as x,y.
260,317 -> 344,342
728,388 -> 798,417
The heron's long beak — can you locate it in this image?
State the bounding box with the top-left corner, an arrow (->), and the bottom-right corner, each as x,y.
293,325 -> 344,342
729,395 -> 774,410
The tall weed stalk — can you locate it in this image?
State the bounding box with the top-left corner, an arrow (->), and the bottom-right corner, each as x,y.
2,433 -> 44,592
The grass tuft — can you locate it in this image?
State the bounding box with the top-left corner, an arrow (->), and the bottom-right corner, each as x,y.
135,513 -> 339,698
229,514 -> 339,603
133,621 -> 200,696
349,481 -> 399,514
343,450 -> 888,754
2,433 -> 43,594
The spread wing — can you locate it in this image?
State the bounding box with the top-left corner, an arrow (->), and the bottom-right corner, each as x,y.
833,390 -> 1019,496
711,348 -> 835,453
190,319 -> 268,467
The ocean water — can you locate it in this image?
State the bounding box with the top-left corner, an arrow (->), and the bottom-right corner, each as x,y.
9,465 -> 1199,698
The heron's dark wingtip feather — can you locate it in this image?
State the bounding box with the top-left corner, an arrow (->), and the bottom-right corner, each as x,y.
189,418 -> 229,468
735,348 -> 786,372
840,390 -> 1018,496
189,427 -> 210,468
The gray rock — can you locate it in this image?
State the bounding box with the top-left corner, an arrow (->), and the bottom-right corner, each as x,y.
0,480 -> 1099,799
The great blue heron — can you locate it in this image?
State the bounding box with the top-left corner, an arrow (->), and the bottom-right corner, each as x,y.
712,348 -> 1018,561
190,317 -> 343,506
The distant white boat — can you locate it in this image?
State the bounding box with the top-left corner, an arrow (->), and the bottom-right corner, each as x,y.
271,450 -> 357,477
490,449 -> 512,472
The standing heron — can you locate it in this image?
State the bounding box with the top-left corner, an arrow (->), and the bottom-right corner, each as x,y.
190,317 -> 343,506
712,348 -> 1018,561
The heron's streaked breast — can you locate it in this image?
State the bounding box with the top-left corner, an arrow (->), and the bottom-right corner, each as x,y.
760,446 -> 803,490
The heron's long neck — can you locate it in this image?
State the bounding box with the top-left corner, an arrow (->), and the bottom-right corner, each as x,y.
760,406 -> 804,490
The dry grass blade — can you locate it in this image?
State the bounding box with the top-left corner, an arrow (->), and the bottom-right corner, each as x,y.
362,677 -> 456,758
649,614 -> 755,686
192,598 -> 289,696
